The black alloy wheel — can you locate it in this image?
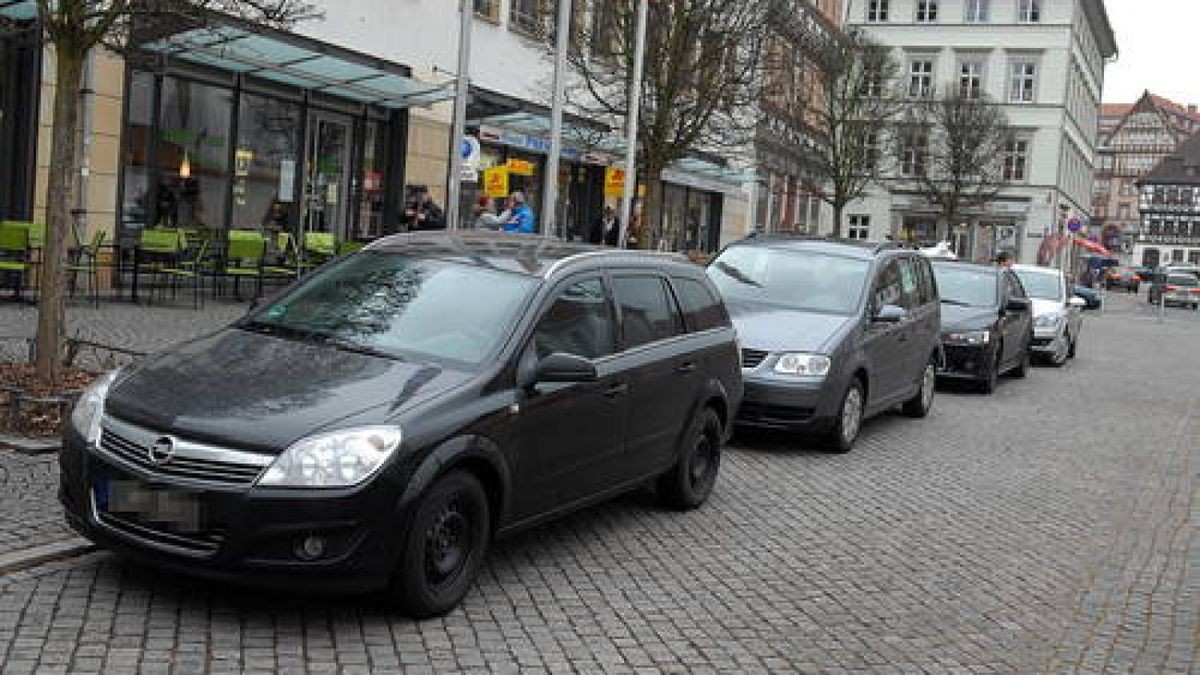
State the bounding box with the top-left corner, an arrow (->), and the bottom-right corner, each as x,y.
658,407 -> 722,510
389,471 -> 490,618
902,358 -> 936,418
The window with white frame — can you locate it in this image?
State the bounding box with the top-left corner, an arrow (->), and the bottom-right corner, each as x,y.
1018,0 -> 1041,22
907,58 -> 934,98
915,0 -> 938,22
860,63 -> 884,97
848,215 -> 871,240
1009,60 -> 1037,103
965,0 -> 990,22
867,0 -> 889,22
1002,137 -> 1029,181
865,131 -> 882,170
900,129 -> 928,176
959,60 -> 984,99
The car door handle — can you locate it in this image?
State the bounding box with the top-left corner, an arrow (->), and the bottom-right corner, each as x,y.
602,383 -> 629,398
675,362 -> 697,374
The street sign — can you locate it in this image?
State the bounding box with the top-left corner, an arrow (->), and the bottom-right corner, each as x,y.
1067,216 -> 1082,233
604,167 -> 626,197
506,158 -> 535,176
483,166 -> 509,198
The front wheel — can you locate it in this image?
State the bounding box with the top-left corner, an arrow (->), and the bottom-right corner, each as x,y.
824,380 -> 864,453
1012,340 -> 1031,378
979,349 -> 1001,394
658,407 -> 722,510
1067,331 -> 1078,359
388,471 -> 490,619
902,359 -> 936,418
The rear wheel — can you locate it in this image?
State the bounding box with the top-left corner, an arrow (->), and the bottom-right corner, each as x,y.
388,471 -> 490,619
824,380 -> 864,453
901,359 -> 936,418
658,407 -> 722,510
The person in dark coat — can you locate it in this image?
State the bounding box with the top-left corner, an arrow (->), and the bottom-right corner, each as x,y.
600,206 -> 620,246
402,187 -> 446,230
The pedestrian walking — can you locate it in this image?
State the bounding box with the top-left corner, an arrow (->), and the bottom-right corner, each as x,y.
503,191 -> 536,234
599,206 -> 620,246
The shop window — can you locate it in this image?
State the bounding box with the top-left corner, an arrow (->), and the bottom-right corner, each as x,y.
156,77 -> 232,230
120,70 -> 156,231
510,0 -> 546,36
474,0 -> 500,22
231,92 -> 300,233
357,120 -> 390,239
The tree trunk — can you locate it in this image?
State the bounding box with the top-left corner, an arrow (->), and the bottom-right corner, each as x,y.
639,162 -> 665,250
831,202 -> 844,239
35,45 -> 84,387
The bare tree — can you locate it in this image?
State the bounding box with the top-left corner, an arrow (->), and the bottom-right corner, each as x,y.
900,91 -> 1012,241
561,0 -> 769,248
773,24 -> 903,238
32,0 -> 317,387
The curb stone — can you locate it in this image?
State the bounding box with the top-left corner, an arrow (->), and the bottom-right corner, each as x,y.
0,537 -> 95,574
0,433 -> 62,455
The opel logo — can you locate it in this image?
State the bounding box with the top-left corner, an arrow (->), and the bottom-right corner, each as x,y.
149,436 -> 175,465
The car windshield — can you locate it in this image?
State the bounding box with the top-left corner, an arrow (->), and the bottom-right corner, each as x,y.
932,266 -> 996,307
1014,269 -> 1063,301
242,252 -> 537,367
707,245 -> 869,315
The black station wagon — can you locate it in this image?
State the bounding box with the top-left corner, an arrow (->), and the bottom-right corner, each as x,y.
60,232 -> 742,617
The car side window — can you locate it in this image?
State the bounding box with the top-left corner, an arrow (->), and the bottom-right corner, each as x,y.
916,257 -> 937,305
671,277 -> 729,331
873,260 -> 907,311
898,257 -> 922,309
532,277 -> 617,360
612,275 -> 683,349
1006,272 -> 1027,299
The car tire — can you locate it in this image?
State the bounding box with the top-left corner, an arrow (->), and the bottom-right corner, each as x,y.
658,407 -> 722,510
1011,339 -> 1031,378
388,471 -> 490,619
901,358 -> 936,418
1049,332 -> 1069,367
1067,331 -> 1078,359
979,350 -> 1000,394
824,379 -> 864,454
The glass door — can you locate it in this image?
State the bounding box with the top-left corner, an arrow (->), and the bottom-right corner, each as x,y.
303,113 -> 354,240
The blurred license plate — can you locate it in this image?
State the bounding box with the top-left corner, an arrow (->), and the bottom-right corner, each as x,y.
95,477 -> 203,533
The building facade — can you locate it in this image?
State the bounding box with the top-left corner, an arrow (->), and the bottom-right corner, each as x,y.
1091,92 -> 1200,256
1133,133 -> 1200,267
842,0 -> 1117,264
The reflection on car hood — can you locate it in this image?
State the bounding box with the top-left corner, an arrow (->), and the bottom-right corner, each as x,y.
726,300 -> 853,353
1030,298 -> 1064,318
940,304 -> 998,331
105,329 -> 472,452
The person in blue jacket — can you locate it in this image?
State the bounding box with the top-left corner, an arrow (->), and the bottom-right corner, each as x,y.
503,191 -> 536,234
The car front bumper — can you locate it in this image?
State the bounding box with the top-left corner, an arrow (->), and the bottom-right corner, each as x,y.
58,429 -> 409,594
937,342 -> 994,380
1030,324 -> 1066,356
735,371 -> 841,432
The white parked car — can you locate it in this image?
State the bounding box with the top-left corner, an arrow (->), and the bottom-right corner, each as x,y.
1012,264 -> 1084,367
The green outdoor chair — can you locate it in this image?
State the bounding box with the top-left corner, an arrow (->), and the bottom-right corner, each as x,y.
138,228 -> 186,304
263,231 -> 302,279
337,240 -> 365,257
66,229 -> 108,307
221,230 -> 267,300
2,221 -> 44,291
0,223 -> 30,300
301,231 -> 336,270
159,240 -> 210,308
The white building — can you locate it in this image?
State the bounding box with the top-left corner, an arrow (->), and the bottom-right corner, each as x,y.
842,0 -> 1117,264
301,0 -> 752,249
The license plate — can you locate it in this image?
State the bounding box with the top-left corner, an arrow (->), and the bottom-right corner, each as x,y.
95,476 -> 204,533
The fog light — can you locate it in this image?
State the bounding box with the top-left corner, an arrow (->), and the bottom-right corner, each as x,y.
295,535 -> 326,560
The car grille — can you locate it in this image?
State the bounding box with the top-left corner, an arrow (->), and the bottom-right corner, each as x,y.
941,345 -> 984,373
741,349 -> 769,369
94,504 -> 225,557
738,402 -> 815,424
98,418 -> 272,487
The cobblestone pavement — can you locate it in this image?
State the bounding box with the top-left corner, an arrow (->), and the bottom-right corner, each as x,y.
0,293 -> 1195,673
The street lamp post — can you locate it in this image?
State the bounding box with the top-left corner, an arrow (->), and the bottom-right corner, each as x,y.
542,0 -> 573,239
618,0 -> 649,248
446,0 -> 474,232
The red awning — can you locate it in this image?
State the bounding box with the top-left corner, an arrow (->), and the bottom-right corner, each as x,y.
1073,236 -> 1112,257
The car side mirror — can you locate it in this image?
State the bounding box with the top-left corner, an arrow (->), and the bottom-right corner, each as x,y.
1005,297 -> 1031,312
873,304 -> 907,323
532,352 -> 598,384
1067,296 -> 1086,309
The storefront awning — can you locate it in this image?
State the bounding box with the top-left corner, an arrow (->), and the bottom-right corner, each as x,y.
143,26 -> 453,109
0,1 -> 37,21
476,111 -> 756,186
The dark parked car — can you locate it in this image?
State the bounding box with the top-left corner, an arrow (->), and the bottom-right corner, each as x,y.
708,236 -> 941,452
60,232 -> 742,617
931,261 -> 1033,393
1073,285 -> 1103,310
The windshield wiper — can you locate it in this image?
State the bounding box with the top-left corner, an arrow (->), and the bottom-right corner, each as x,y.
715,261 -> 763,288
239,320 -> 324,342
940,299 -> 976,307
318,336 -> 404,361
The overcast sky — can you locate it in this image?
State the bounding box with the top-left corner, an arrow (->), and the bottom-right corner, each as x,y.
1102,1 -> 1196,105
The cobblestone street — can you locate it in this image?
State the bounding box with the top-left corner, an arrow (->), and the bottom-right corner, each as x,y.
0,293 -> 1195,673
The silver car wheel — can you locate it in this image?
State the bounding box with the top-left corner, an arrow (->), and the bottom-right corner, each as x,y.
920,364 -> 935,409
841,387 -> 863,445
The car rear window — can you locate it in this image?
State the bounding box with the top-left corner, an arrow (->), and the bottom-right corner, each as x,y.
671,277 -> 729,332
1168,275 -> 1198,287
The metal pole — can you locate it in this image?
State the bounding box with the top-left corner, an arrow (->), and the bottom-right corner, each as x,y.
618,0 -> 649,247
543,0 -> 573,239
446,0 -> 473,231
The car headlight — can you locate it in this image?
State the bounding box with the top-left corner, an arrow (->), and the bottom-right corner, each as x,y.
257,426 -> 403,488
943,330 -> 990,345
1034,313 -> 1065,329
69,370 -> 120,445
774,353 -> 832,377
